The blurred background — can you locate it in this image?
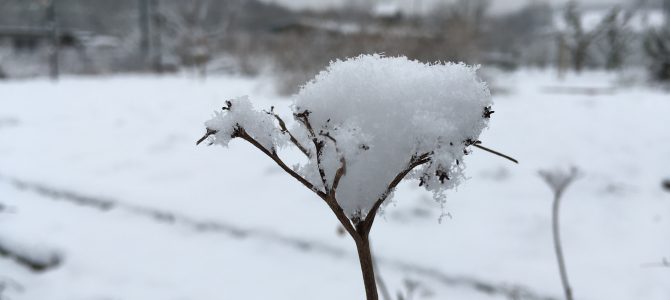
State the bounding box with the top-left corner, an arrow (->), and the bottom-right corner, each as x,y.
0,0 -> 669,299
0,0 -> 668,90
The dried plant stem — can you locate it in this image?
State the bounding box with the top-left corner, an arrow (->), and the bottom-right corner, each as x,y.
354,233 -> 379,300
552,192 -> 573,300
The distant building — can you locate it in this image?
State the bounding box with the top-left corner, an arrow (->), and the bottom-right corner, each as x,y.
0,26 -> 85,53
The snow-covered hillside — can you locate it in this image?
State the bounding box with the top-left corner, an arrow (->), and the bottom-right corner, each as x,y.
0,71 -> 668,300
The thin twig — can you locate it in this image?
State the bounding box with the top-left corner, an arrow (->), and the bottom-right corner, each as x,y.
196,128 -> 218,145
198,126 -> 358,239
472,144 -> 518,164
238,129 -> 357,238
331,156 -> 346,197
295,111 -> 330,193
235,129 -> 326,198
267,108 -> 311,157
321,131 -> 346,198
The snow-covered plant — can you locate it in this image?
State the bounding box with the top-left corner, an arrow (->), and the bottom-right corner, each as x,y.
198,54 -> 514,300
539,166 -> 580,300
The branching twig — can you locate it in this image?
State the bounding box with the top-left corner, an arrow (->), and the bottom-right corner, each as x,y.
197,124 -> 358,240
361,152 -> 432,233
234,128 -> 327,198
196,125 -> 327,199
196,128 -> 218,145
295,111 -> 330,193
238,127 -> 358,237
266,107 -> 311,157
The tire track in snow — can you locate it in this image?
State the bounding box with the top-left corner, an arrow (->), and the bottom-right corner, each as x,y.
0,175 -> 557,300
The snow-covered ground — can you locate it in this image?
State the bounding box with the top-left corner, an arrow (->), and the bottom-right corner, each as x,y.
0,70 -> 668,300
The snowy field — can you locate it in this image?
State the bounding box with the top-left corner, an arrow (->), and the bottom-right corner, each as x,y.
0,70 -> 668,300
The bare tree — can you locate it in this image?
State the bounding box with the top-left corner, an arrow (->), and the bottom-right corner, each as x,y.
598,7 -> 634,70
165,0 -> 212,77
559,2 -> 610,73
426,0 -> 491,63
539,167 -> 580,300
644,27 -> 670,82
159,0 -> 242,77
487,2 -> 553,69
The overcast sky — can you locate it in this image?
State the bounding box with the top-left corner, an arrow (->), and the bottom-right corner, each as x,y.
260,0 -> 632,14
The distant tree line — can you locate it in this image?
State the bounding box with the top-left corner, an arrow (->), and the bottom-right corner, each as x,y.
0,0 -> 668,85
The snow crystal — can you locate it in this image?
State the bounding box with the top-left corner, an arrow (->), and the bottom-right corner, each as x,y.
293,54 -> 491,217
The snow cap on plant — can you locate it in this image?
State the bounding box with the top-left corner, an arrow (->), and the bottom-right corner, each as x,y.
203,54 -> 492,218
204,96 -> 285,150
292,54 -> 491,216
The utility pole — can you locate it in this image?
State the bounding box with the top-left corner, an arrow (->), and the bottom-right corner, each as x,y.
46,0 -> 59,80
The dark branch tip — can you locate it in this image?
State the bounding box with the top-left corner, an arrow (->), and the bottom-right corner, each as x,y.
196,128 -> 218,146
222,100 -> 233,111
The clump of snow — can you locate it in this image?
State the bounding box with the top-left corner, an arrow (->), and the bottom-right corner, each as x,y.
293,54 -> 491,217
204,54 -> 491,218
204,96 -> 284,150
